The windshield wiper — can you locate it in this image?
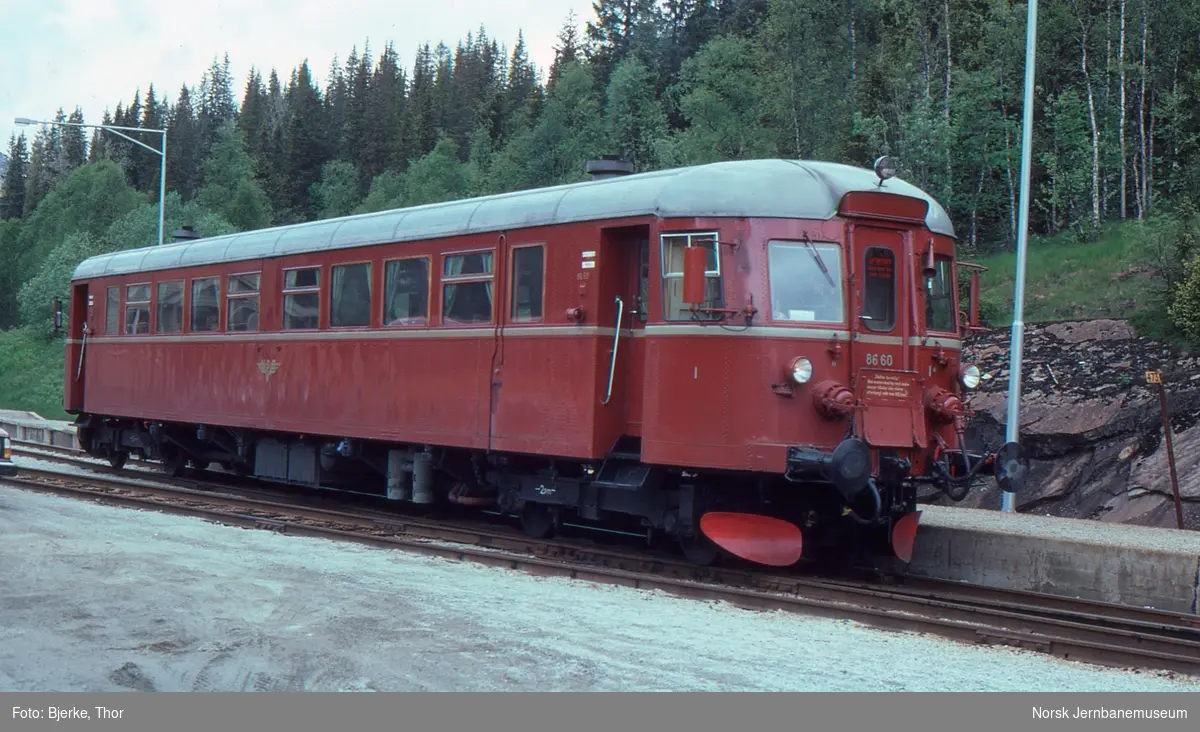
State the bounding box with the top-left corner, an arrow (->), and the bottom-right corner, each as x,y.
803,233 -> 836,287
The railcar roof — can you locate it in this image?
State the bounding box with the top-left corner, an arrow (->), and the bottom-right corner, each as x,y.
71,158 -> 954,281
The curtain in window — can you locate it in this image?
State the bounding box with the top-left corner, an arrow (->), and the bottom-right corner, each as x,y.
444,256 -> 465,314
331,265 -> 347,323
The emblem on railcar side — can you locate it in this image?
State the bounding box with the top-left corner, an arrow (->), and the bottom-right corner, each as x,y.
257,359 -> 281,382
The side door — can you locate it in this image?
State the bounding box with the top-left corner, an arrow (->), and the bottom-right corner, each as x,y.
593,225 -> 651,457
63,282 -> 95,413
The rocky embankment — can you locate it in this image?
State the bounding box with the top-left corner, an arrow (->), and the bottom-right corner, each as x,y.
929,319 -> 1200,530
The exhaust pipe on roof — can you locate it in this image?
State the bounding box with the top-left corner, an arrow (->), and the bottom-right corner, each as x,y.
585,156 -> 634,181
171,225 -> 203,242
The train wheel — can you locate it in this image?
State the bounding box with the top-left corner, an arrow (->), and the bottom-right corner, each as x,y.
107,450 -> 128,470
188,459 -> 212,472
678,534 -> 719,567
162,449 -> 187,478
519,503 -> 556,540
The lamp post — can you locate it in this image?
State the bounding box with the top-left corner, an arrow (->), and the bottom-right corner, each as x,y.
1001,0 -> 1039,513
15,116 -> 167,247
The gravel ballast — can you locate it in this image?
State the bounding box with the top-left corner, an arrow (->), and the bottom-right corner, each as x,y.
1,482 -> 1197,692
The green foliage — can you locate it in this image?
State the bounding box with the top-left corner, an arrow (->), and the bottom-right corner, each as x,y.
18,232 -> 103,336
0,326 -> 69,420
402,136 -> 470,206
1168,256 -> 1200,342
102,196 -> 237,254
522,62 -> 607,185
0,220 -> 23,327
310,160 -> 361,220
604,57 -> 668,171
669,35 -> 778,164
196,123 -> 273,230
355,171 -> 406,214
1,133 -> 28,220
15,161 -> 141,285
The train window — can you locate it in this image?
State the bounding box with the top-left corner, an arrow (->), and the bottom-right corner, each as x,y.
925,255 -> 957,333
283,267 -> 321,330
191,278 -> 220,332
510,246 -> 544,322
227,273 -> 260,332
105,287 -> 120,334
156,281 -> 184,333
383,258 -> 430,326
661,232 -> 723,321
331,263 -> 372,328
442,251 -> 493,325
124,283 -> 151,335
767,241 -> 845,323
861,247 -> 896,332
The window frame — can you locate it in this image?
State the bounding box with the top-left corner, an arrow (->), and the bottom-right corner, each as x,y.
124,282 -> 152,336
924,254 -> 959,335
282,265 -> 323,331
329,259 -> 374,329
156,279 -> 185,334
226,271 -> 262,333
382,255 -> 432,328
659,230 -> 724,321
189,276 -> 222,333
860,245 -> 898,333
440,248 -> 496,327
765,239 -> 847,325
508,243 -> 546,324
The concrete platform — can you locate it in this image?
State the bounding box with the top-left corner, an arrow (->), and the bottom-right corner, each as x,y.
913,505 -> 1200,615
0,409 -> 76,449
2,483 -> 1198,692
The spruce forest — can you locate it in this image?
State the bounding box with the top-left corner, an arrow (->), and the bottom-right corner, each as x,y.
4,0 -> 1200,393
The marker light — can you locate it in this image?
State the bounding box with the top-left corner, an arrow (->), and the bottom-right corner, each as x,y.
790,357 -> 813,385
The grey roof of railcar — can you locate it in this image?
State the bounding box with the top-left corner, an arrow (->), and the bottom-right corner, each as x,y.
71,158 -> 955,281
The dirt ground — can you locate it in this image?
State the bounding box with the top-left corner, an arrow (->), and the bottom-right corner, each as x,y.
1,484 -> 1197,692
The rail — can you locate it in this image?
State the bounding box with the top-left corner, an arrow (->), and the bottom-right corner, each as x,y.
2,457 -> 1198,677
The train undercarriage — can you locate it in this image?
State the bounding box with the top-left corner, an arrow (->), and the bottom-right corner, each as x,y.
73,414 -> 1002,570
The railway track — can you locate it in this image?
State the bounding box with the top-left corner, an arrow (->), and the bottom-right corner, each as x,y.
3,450 -> 1199,677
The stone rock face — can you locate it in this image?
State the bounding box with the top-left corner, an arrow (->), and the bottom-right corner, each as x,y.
923,319 -> 1200,531
1128,425 -> 1200,500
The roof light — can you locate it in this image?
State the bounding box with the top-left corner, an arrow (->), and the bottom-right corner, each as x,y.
874,156 -> 896,183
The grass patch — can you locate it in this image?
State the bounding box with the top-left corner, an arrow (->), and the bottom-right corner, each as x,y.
0,327 -> 69,421
967,221 -> 1175,333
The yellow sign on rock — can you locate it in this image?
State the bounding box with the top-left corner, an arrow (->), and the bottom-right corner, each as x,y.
1145,370 -> 1162,384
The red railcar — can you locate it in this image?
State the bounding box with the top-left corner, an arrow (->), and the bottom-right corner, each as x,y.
63,157 -> 1025,567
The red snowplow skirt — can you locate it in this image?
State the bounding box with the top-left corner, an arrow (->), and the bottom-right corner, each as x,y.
699,512 -> 804,567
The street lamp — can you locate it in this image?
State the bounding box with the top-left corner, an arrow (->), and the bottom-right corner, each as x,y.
1001,0 -> 1039,513
15,116 -> 167,247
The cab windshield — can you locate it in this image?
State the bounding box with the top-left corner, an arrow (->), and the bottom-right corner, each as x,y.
924,255 -> 956,333
767,240 -> 845,323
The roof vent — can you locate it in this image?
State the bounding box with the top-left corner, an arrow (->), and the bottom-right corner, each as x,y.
172,225 -> 202,242
585,156 -> 634,181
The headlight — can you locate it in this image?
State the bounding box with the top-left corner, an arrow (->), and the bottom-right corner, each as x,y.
960,364 -> 981,389
790,357 -> 813,385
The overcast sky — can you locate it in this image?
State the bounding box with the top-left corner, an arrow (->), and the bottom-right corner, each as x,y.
1,0 -> 596,150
